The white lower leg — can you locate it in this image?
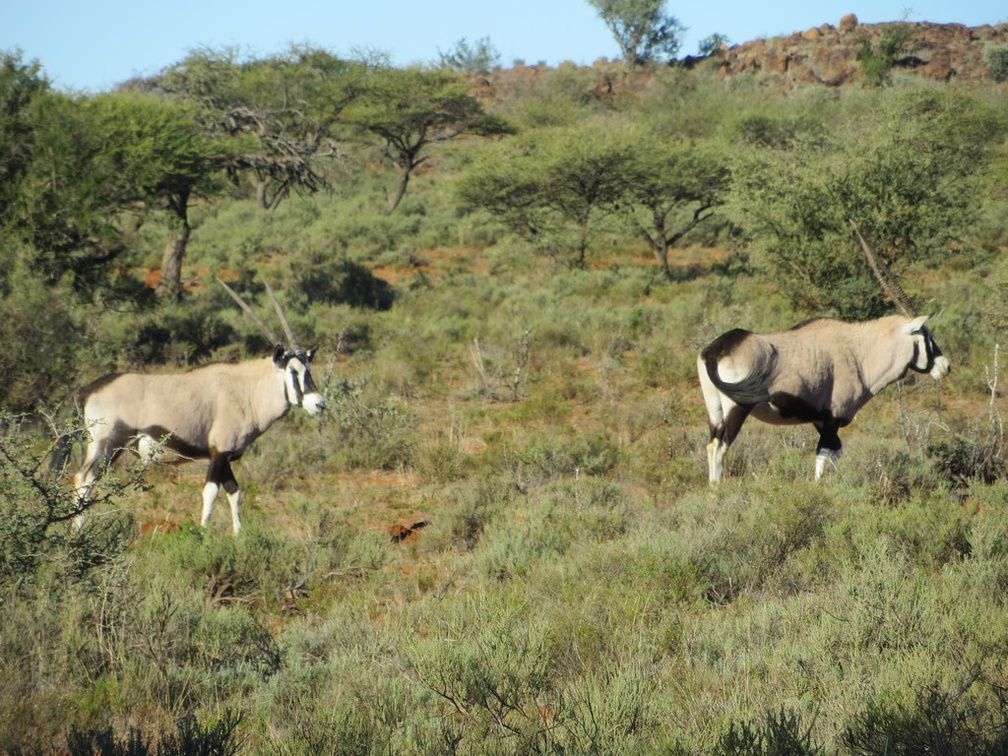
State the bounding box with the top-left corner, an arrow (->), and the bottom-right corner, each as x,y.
226,489 -> 242,534
73,475 -> 94,531
814,449 -> 840,480
707,439 -> 727,483
201,482 -> 219,528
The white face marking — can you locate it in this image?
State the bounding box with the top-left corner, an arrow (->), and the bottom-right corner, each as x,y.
301,391 -> 326,415
285,355 -> 326,415
911,328 -> 949,380
930,355 -> 950,380
913,332 -> 931,371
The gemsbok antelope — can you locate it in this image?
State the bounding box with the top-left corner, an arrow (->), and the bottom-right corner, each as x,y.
72,279 -> 325,533
698,222 -> 950,482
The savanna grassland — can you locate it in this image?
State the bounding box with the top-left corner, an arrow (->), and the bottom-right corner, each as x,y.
3,44 -> 1008,755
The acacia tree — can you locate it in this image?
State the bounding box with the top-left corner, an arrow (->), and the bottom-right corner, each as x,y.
8,87 -> 217,299
625,137 -> 731,277
232,47 -> 368,210
459,126 -> 730,271
739,90 -> 1003,318
92,92 -> 219,299
0,51 -> 48,227
150,46 -> 367,212
587,0 -> 685,67
347,67 -> 514,214
458,127 -> 634,267
126,47 -> 370,295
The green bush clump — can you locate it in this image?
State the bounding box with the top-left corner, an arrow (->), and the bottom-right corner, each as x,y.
322,375 -> 419,470
984,43 -> 1008,82
511,432 -> 620,487
842,684 -> 1008,756
714,708 -> 821,756
0,258 -> 89,411
66,710 -> 243,756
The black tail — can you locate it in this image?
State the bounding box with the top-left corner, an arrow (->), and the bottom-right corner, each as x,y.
701,329 -> 775,406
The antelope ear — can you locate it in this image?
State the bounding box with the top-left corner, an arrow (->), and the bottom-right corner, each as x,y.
273,344 -> 287,365
306,347 -> 317,362
904,315 -> 930,334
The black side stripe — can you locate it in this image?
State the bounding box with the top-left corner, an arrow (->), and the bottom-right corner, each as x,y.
289,368 -> 304,406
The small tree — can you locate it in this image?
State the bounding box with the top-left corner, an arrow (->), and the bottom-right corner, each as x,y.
458,127 -> 634,267
8,89 -> 217,298
738,90 -> 1003,317
437,37 -> 501,76
92,92 -> 220,299
624,136 -> 730,277
152,46 -> 368,213
984,43 -> 1008,82
698,33 -> 730,57
348,66 -> 514,214
856,23 -> 914,87
587,0 -> 685,67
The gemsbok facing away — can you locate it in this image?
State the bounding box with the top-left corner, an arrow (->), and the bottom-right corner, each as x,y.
73,279 -> 325,533
698,223 -> 950,482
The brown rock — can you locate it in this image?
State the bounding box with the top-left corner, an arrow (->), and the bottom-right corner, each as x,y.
763,47 -> 788,73
840,13 -> 859,32
920,48 -> 955,80
809,47 -> 857,86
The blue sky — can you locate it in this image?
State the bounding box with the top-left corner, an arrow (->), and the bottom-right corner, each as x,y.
7,1 -> 1007,92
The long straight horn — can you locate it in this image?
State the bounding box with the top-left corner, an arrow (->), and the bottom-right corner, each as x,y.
217,277 -> 283,347
849,219 -> 916,318
263,279 -> 302,353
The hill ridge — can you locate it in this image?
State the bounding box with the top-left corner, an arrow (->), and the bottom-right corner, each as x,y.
714,15 -> 1008,88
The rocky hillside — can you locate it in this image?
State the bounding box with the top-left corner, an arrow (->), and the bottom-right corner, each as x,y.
715,14 -> 1008,88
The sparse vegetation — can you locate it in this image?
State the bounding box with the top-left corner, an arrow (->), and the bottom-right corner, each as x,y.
1,34 -> 1008,755
856,23 -> 915,87
984,42 -> 1008,82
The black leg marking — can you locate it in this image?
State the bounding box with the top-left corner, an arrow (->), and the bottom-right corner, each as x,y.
717,405 -> 752,448
816,422 -> 842,457
206,452 -> 236,487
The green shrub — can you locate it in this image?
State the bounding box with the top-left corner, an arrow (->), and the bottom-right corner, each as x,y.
0,415 -> 136,590
842,684 -> 1008,756
442,477 -> 514,552
984,43 -> 1008,82
856,24 -> 914,87
99,294 -> 237,368
406,597 -> 558,751
66,710 -> 242,756
322,375 -> 419,470
510,431 -> 619,487
290,251 -> 395,311
0,258 -> 88,411
714,708 -> 821,756
927,431 -> 1005,486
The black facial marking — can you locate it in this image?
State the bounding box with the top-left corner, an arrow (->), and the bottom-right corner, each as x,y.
288,367 -> 305,405
907,327 -> 942,374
